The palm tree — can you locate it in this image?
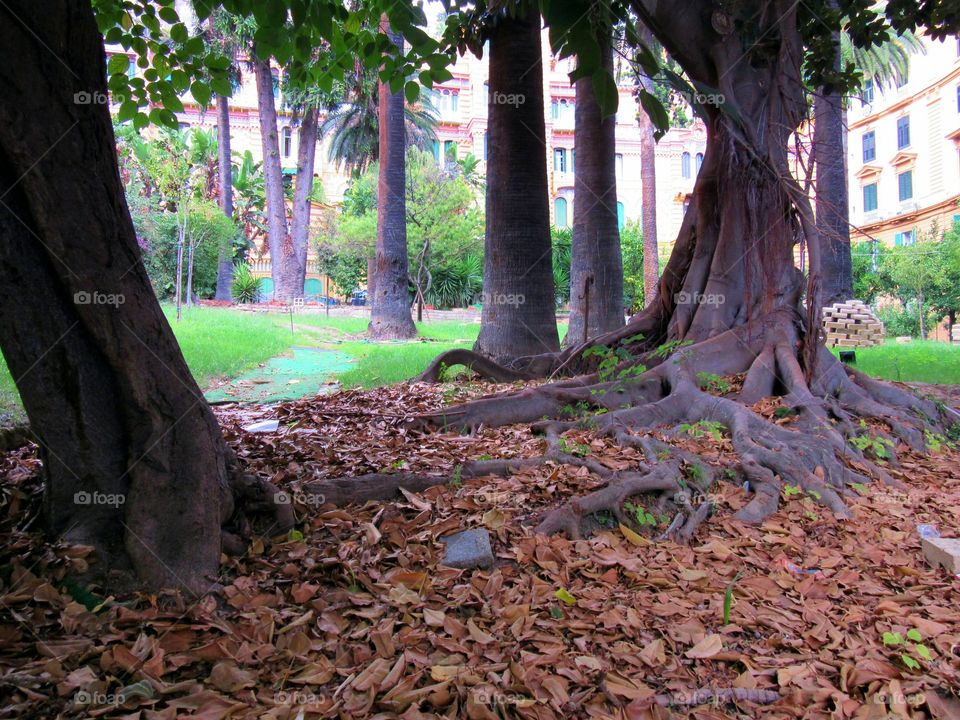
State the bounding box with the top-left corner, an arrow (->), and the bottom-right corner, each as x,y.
204,10 -> 250,300
320,73 -> 438,175
368,17 -> 417,339
816,22 -> 923,304
566,29 -> 624,346
636,24 -> 661,308
473,3 -> 559,362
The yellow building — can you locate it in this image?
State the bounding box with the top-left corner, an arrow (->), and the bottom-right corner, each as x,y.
847,35 -> 960,246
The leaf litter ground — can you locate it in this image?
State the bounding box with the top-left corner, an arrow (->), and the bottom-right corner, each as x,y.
1,379 -> 959,719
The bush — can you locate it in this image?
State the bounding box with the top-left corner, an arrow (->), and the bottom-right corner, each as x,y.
552,227 -> 571,305
231,262 -> 262,303
136,200 -> 235,300
875,302 -> 936,339
428,254 -> 483,308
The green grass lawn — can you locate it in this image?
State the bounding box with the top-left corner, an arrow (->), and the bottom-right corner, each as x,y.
830,340 -> 960,385
20,308 -> 958,425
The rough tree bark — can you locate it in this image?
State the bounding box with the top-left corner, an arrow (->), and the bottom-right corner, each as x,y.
473,7 -> 560,362
565,34 -> 625,347
290,106 -> 319,295
214,92 -> 235,301
386,0 -> 952,540
638,24 -> 660,308
0,0 -> 290,593
253,55 -> 300,301
368,19 -> 417,339
814,25 -> 852,305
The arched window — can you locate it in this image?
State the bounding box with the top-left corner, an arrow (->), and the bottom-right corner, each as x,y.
695,152 -> 703,173
281,126 -> 293,158
271,69 -> 280,100
554,197 -> 568,228
616,202 -> 625,230
681,152 -> 691,178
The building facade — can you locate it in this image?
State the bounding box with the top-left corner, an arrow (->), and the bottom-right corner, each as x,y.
847,35 -> 960,247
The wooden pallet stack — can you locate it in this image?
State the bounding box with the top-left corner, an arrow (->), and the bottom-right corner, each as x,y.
821,300 -> 885,348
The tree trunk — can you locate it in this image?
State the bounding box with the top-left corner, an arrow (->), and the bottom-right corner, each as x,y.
0,0 -> 227,592
474,9 -> 560,362
638,25 -> 660,308
175,221 -> 185,320
814,23 -> 852,305
368,18 -> 416,339
253,55 -> 296,301
186,239 -> 195,307
290,106 -> 319,295
565,35 -> 625,347
214,92 -> 235,301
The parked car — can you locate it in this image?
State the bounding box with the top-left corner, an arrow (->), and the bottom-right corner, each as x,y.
351,289 -> 367,306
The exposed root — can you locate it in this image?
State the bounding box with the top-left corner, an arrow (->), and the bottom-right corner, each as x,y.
416,349 -> 538,383
296,312 -> 958,548
535,462 -> 682,538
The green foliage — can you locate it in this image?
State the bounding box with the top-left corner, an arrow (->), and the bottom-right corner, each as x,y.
231,262 -> 262,303
723,572 -> 741,625
881,627 -> 934,670
652,339 -> 694,359
624,501 -> 658,527
551,227 -> 572,305
851,240 -> 892,305
696,372 -> 731,394
619,220 -> 644,312
849,431 -> 894,459
679,420 -> 724,441
136,199 -> 234,299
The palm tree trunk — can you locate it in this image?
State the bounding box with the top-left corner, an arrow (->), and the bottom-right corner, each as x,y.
815,15 -> 852,304
368,17 -> 416,339
253,55 -> 294,301
638,25 -> 660,308
290,106 -> 319,295
474,8 -> 559,362
566,34 -> 624,346
214,92 -> 235,300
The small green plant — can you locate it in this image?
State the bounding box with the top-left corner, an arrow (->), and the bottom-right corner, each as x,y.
679,420 -> 725,441
924,430 -> 947,452
477,454 -> 492,461
881,628 -> 932,670
449,465 -> 463,488
583,345 -> 622,382
696,372 -> 731,394
624,501 -> 658,527
773,406 -> 799,418
723,572 -> 742,625
851,482 -> 869,494
651,339 -> 693,359
782,484 -> 801,498
231,262 -> 262,303
849,432 -> 894,459
557,437 -> 590,457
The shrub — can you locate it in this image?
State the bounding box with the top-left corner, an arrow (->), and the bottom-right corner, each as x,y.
231,262 -> 262,303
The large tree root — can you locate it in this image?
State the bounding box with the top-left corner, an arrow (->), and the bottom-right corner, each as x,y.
391,315 -> 952,538
296,307 -> 953,545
